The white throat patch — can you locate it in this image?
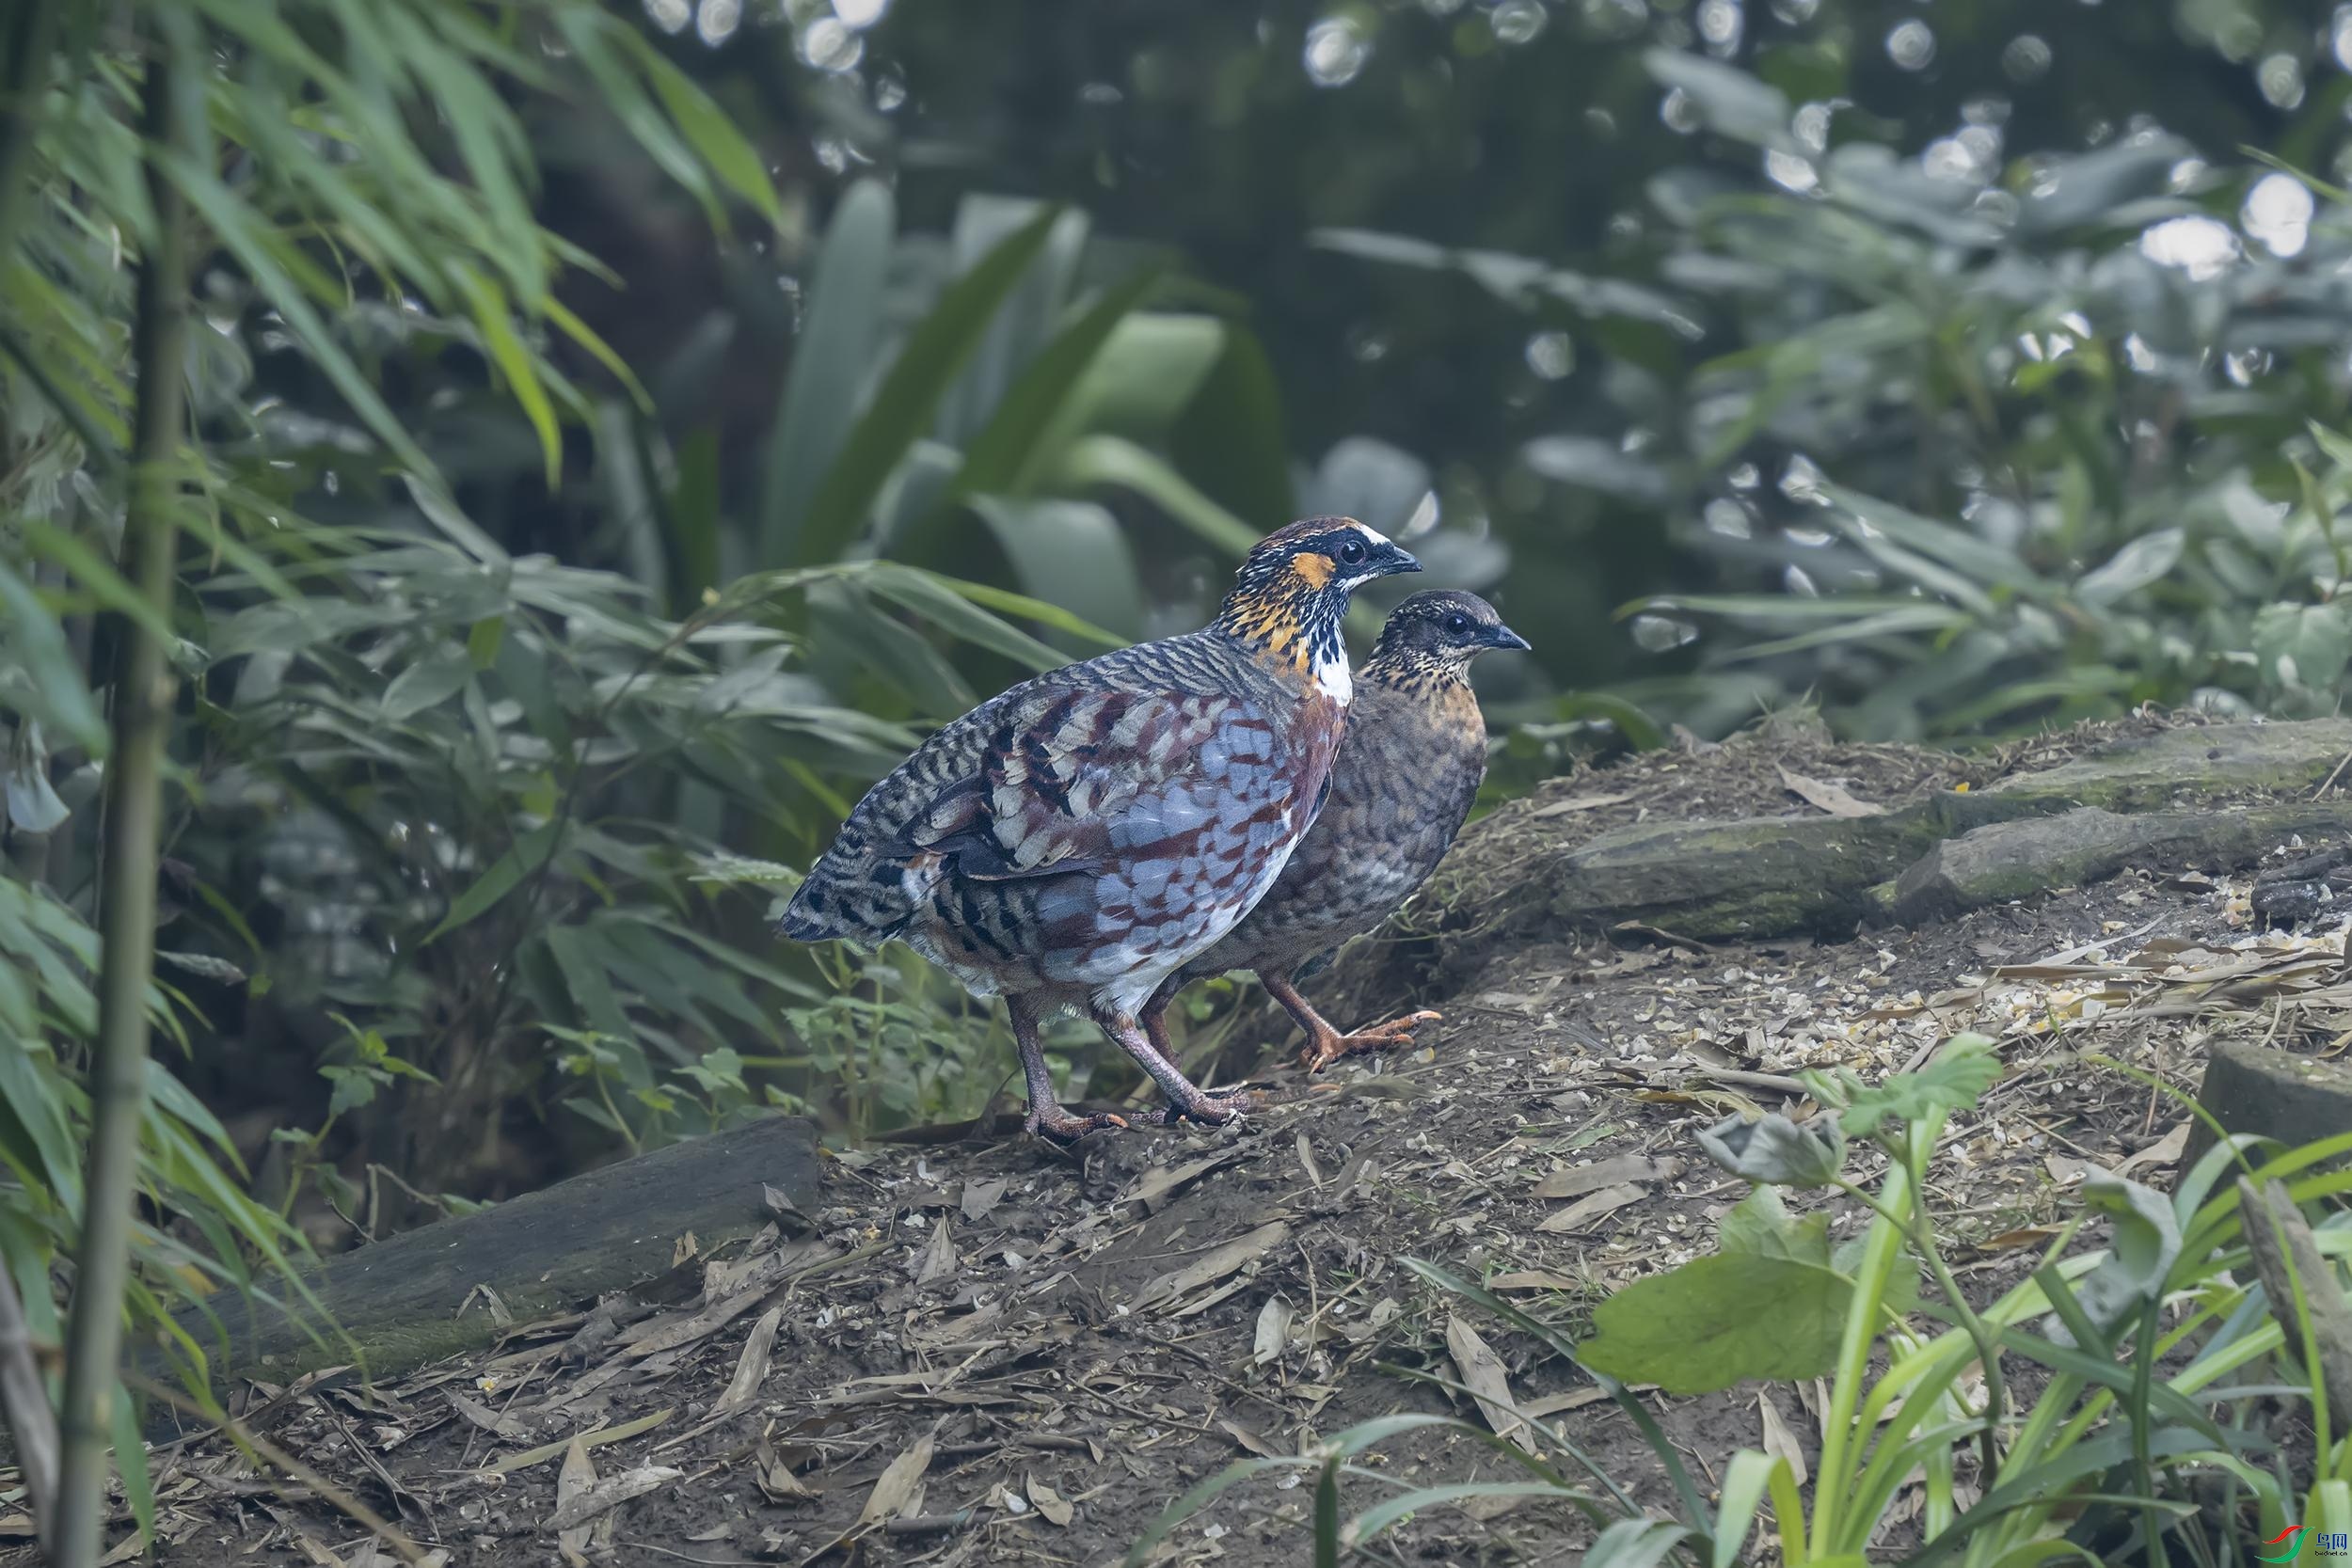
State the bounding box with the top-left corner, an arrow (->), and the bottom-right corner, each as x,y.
1314,646 -> 1353,702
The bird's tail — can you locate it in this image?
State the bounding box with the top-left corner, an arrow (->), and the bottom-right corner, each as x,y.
779,834 -> 921,946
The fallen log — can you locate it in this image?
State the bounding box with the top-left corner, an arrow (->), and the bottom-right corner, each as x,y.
162,1114 -> 821,1389
1322,717 -> 2352,1020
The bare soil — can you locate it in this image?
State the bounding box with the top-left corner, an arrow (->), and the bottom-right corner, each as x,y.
24,716 -> 2352,1568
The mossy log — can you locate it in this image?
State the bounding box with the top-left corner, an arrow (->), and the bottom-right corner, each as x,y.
1477,720 -> 2352,943
1878,803 -> 2352,927
163,1115 -> 820,1390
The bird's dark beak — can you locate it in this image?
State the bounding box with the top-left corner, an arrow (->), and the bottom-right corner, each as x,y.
1488,622 -> 1532,652
1372,541 -> 1422,579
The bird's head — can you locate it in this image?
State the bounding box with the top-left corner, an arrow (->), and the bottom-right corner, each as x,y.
1364,590 -> 1529,692
1213,517 -> 1421,687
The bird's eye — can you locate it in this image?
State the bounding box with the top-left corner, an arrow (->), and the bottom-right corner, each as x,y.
1444,613 -> 1469,636
1336,537 -> 1367,565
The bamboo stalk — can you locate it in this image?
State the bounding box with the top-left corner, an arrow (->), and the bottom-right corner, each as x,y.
49,15 -> 199,1566
0,1262 -> 59,1551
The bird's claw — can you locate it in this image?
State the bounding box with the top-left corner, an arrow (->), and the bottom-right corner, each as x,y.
1301,1009 -> 1442,1073
1132,1088 -> 1259,1128
1024,1106 -> 1131,1145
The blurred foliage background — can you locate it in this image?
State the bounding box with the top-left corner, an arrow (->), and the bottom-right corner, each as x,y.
10,0 -> 2352,1446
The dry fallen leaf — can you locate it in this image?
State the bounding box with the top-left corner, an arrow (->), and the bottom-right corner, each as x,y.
555,1439 -> 596,1567
855,1433 -> 935,1528
1486,1270 -> 1582,1291
1025,1474 -> 1074,1527
2114,1121 -> 2191,1177
1531,790 -> 1635,818
1973,1226 -> 2063,1254
914,1217 -> 958,1290
1134,1221 -> 1289,1311
1537,1182 -> 1648,1235
1445,1315 -> 1531,1451
1534,1154 -> 1682,1201
1124,1148 -> 1253,1214
1218,1417 -> 1281,1458
544,1465 -> 680,1532
1253,1295 -> 1295,1367
672,1230 -> 699,1268
1758,1393 -> 1808,1486
959,1178 -> 1009,1222
1778,765 -> 1884,818
446,1389 -> 527,1444
710,1305 -> 784,1422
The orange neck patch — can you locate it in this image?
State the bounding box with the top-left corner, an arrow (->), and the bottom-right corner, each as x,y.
1289,552 -> 1333,590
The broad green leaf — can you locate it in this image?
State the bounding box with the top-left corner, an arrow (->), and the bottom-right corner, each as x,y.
790,205 -> 1062,565
1581,1516 -> 1694,1568
1551,692 -> 1668,751
2057,1169 -> 2182,1339
967,498 -> 1147,641
1716,1186 -> 1833,1265
1820,483 -> 2049,598
948,261 -> 1168,501
2253,601 -> 2352,695
1695,1111 -> 1846,1187
1050,312 -> 1227,446
759,181 -> 894,562
1054,432 -> 1261,558
1580,1250 -> 1852,1394
422,822 -> 559,942
382,641 -> 474,720
1829,1035 -> 2002,1138
936,197 -> 1089,446
2074,527 -> 2184,606
1643,49 -> 1792,148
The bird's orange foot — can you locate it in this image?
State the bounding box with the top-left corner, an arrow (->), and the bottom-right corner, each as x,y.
1025,1105 -> 1131,1145
1135,1086 -> 1259,1128
1301,1009 -> 1442,1073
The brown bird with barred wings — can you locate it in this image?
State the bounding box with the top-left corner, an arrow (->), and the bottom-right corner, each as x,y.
781,519 -> 1420,1140
1141,590 -> 1527,1071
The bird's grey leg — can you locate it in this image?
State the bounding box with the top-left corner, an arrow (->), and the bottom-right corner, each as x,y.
1261,970 -> 1440,1074
1010,995 -> 1128,1144
1138,974 -> 1184,1061
1090,1003 -> 1255,1127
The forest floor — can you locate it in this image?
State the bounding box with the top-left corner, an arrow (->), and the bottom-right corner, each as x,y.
27,714 -> 2352,1568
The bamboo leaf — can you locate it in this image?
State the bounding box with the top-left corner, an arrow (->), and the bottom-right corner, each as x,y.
631,41 -> 783,228
789,205 -> 1064,565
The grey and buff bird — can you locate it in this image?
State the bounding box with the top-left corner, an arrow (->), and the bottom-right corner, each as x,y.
1140,590 -> 1526,1071
779,518 -> 1421,1140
